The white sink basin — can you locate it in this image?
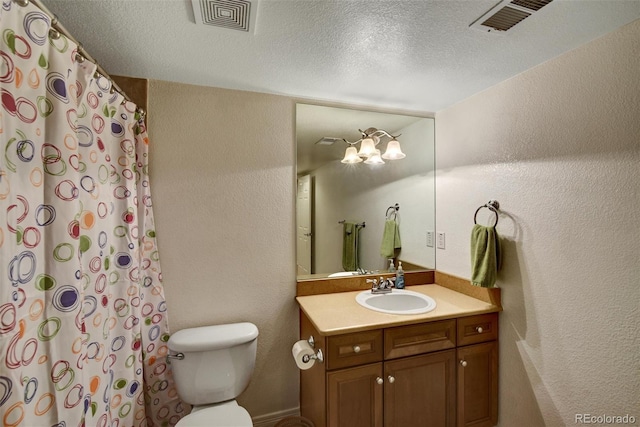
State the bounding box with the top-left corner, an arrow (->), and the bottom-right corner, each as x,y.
328,271 -> 358,277
355,289 -> 437,315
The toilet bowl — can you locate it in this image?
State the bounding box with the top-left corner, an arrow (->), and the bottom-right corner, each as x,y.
168,322 -> 258,427
176,401 -> 252,427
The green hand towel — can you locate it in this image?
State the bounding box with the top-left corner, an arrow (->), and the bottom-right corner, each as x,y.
380,220 -> 401,258
342,222 -> 359,271
470,224 -> 502,288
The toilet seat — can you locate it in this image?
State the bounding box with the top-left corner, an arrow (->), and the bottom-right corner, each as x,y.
176,401 -> 252,427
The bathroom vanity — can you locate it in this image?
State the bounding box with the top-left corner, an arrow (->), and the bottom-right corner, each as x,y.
296,275 -> 500,427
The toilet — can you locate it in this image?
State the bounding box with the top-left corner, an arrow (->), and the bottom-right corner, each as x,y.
168,322 -> 259,426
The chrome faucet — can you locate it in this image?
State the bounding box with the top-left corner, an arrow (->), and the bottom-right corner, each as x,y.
367,276 -> 395,294
358,268 -> 382,275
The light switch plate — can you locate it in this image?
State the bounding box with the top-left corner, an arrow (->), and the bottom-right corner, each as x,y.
436,232 -> 445,249
426,231 -> 434,247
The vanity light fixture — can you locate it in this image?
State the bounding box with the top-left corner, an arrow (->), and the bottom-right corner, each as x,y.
340,127 -> 406,164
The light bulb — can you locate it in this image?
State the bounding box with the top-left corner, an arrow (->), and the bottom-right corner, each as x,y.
341,146 -> 363,164
364,149 -> 385,165
357,137 -> 376,157
381,139 -> 406,160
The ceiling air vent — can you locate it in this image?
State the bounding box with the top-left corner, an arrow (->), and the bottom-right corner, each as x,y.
470,0 -> 553,33
315,137 -> 341,146
191,0 -> 259,33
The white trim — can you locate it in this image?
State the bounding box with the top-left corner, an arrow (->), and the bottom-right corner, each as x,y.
251,407 -> 300,427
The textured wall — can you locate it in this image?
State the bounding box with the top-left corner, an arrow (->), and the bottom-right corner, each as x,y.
435,20 -> 640,426
146,81 -> 299,418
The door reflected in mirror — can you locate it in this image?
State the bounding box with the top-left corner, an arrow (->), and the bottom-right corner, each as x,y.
296,104 -> 435,279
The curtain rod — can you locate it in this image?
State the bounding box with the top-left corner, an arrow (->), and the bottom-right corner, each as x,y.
14,0 -> 146,117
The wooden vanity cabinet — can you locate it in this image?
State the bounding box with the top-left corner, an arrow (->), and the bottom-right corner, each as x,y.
327,363 -> 383,427
384,350 -> 457,427
300,312 -> 498,427
456,314 -> 499,427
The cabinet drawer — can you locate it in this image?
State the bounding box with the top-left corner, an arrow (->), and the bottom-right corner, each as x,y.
327,330 -> 383,370
384,320 -> 456,360
457,313 -> 498,346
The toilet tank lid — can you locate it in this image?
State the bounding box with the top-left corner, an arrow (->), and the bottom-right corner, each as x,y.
168,322 -> 259,352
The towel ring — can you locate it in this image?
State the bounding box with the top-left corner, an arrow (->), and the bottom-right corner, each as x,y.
386,203 -> 399,220
474,200 -> 500,227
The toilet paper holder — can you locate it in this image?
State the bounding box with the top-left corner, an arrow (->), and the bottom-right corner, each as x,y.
304,335 -> 324,364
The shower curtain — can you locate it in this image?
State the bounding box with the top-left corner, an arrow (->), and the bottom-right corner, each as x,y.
1,2 -> 186,425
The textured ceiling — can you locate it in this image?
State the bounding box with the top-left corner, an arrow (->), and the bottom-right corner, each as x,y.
45,0 -> 640,113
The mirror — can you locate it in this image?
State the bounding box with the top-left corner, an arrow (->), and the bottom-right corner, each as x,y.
296,104 -> 435,279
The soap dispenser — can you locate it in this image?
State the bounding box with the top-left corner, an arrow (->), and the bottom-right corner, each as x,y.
388,259 -> 395,273
395,261 -> 405,289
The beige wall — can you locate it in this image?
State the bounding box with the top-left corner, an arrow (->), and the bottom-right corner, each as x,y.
147,82 -> 299,418
435,19 -> 640,426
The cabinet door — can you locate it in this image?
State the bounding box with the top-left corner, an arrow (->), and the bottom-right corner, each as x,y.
327,363 -> 383,427
384,350 -> 456,427
457,341 -> 498,427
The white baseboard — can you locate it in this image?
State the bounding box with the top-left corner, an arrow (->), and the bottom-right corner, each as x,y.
252,407 -> 300,427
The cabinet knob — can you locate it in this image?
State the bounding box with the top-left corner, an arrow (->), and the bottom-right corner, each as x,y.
376,377 -> 383,385
460,360 -> 467,367
388,376 -> 395,384
476,326 -> 484,333
353,345 -> 361,353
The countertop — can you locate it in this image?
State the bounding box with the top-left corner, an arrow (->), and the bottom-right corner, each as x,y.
296,284 -> 500,336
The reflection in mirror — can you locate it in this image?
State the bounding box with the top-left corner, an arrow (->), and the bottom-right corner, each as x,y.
296,104 -> 435,279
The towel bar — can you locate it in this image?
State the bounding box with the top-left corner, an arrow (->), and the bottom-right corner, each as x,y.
338,220 -> 365,228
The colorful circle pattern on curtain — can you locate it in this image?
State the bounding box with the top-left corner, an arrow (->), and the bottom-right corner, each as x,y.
1,2 -> 187,426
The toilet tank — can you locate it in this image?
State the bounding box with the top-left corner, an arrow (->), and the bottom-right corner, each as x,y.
168,322 -> 259,406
